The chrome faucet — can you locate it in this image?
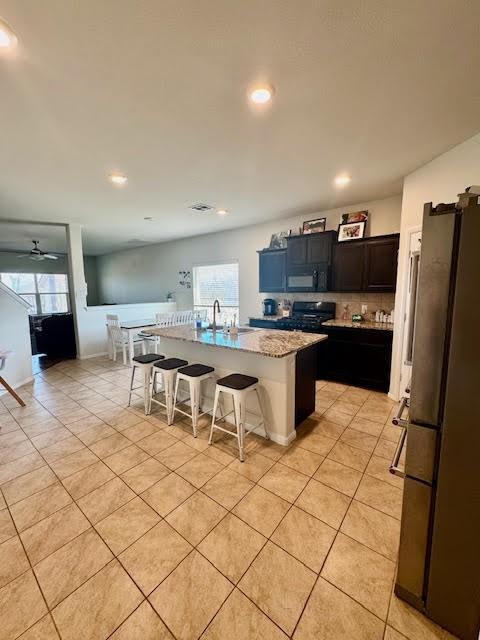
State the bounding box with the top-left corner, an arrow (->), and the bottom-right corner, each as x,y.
212,299 -> 221,331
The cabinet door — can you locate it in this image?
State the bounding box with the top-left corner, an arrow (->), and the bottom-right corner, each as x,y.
286,236 -> 307,266
332,242 -> 365,291
363,236 -> 399,292
259,251 -> 286,292
357,341 -> 392,392
307,233 -> 333,264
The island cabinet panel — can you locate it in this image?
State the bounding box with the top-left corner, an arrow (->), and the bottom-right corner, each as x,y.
332,242 -> 365,291
363,235 -> 399,291
318,326 -> 393,392
258,249 -> 286,292
295,344 -> 318,426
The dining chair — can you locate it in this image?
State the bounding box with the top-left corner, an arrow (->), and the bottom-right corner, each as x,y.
109,322 -> 146,365
106,314 -> 120,359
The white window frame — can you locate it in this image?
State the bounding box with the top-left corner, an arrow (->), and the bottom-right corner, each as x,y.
192,260 -> 239,324
0,272 -> 70,315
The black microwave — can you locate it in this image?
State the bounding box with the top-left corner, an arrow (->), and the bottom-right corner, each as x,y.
286,263 -> 329,292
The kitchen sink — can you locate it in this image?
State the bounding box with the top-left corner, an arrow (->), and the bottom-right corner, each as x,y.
203,327 -> 254,334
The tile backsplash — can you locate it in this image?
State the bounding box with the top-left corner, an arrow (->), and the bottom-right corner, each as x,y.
271,292 -> 396,321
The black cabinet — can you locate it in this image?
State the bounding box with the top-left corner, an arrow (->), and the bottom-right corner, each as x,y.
363,236 -> 399,291
307,232 -> 335,264
258,232 -> 399,294
286,232 -> 336,268
286,236 -> 308,266
332,242 -> 365,291
285,232 -> 335,293
332,233 -> 399,293
258,249 -> 286,292
318,325 -> 393,392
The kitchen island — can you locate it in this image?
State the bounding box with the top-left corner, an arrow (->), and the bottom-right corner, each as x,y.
148,325 -> 327,445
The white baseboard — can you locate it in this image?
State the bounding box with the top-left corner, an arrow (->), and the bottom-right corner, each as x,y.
270,429 -> 297,446
78,351 -> 109,360
248,424 -> 296,447
0,375 -> 34,396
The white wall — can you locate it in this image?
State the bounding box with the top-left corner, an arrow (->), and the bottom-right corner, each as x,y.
97,195 -> 402,321
390,132 -> 480,398
67,221 -> 177,359
0,282 -> 32,394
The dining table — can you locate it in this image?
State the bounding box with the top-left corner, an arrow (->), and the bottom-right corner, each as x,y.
118,318 -> 157,365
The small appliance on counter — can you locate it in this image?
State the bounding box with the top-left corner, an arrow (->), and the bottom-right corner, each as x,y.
262,298 -> 277,316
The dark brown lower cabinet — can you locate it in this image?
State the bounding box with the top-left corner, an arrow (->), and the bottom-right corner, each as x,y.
318,326 -> 393,392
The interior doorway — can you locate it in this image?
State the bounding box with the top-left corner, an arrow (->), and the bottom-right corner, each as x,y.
0,222 -> 77,374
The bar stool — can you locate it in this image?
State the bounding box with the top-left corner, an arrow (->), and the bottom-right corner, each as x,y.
208,373 -> 269,462
173,364 -> 216,437
148,358 -> 188,424
128,353 -> 165,414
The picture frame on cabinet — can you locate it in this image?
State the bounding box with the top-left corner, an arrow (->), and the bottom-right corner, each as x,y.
269,231 -> 289,249
338,220 -> 366,241
302,217 -> 326,234
341,210 -> 369,225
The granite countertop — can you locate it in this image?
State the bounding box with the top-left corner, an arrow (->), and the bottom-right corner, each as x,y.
148,325 -> 327,358
322,319 -> 394,331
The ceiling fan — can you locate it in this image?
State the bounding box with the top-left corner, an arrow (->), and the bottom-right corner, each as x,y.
17,240 -> 58,261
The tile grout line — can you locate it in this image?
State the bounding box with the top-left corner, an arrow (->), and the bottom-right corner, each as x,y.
2,364 -> 402,640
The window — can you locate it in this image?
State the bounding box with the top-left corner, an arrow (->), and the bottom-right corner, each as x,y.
193,262 -> 239,324
0,272 -> 70,315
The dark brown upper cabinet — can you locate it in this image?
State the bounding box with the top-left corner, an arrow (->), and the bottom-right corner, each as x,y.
363,235 -> 399,291
307,232 -> 335,263
286,231 -> 336,268
332,233 -> 399,293
258,249 -> 286,292
332,241 -> 365,291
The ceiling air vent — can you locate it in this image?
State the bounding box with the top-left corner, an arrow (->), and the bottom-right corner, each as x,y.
189,203 -> 213,212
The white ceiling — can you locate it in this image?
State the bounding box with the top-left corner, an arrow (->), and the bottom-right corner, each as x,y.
0,222 -> 66,254
0,1 -> 479,255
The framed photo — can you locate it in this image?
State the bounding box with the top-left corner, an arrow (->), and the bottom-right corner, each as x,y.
269,230 -> 289,249
338,220 -> 366,242
341,210 -> 368,225
303,217 -> 326,234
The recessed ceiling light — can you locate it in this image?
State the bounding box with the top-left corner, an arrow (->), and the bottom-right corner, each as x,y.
216,209 -> 228,216
108,172 -> 128,186
248,84 -> 275,105
334,174 -> 351,188
0,18 -> 18,51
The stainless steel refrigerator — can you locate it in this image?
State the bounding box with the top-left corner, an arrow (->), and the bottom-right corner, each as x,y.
392,188 -> 480,640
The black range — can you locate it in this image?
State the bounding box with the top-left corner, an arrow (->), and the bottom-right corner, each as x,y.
250,301 -> 335,332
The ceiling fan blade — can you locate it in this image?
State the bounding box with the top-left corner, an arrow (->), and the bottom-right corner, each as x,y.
44,254 -> 58,260
16,254 -> 31,259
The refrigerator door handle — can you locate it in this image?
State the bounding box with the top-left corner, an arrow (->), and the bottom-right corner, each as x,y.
390,424 -> 407,477
392,396 -> 409,427
390,397 -> 409,477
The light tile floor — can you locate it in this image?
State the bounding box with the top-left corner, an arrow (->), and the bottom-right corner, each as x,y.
0,357 -> 457,639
